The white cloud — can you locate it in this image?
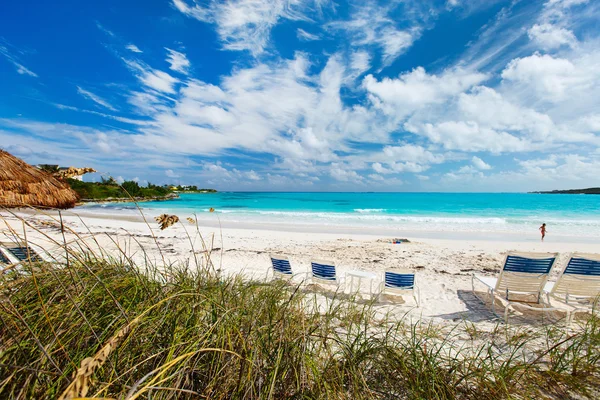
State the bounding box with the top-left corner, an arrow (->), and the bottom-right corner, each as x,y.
126,44 -> 143,53
364,67 -> 487,119
172,0 -> 326,55
130,53 -> 389,161
382,144 -> 445,164
368,173 -> 385,181
245,170 -> 261,180
460,154 -> 600,191
0,43 -> 38,77
165,169 -> 180,178
350,50 -> 371,76
297,28 -> 320,41
165,48 -> 190,74
528,23 -> 577,50
407,120 -> 530,153
472,156 -> 492,170
124,60 -> 179,94
372,162 -> 393,174
330,163 -> 363,182
328,4 -> 419,67
14,63 -> 38,77
76,86 -> 118,111
501,53 -> 590,102
456,86 -> 555,141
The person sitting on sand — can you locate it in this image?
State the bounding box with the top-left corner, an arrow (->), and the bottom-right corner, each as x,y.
539,223 -> 547,242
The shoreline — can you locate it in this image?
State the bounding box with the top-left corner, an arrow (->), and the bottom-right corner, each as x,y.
65,206 -> 600,244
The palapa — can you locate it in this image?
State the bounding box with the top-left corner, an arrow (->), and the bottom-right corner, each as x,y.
0,150 -> 79,209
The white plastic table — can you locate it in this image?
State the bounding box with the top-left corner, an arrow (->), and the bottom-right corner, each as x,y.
346,270 -> 378,295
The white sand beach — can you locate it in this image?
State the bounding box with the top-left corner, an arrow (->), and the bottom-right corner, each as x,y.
2,209 -> 598,330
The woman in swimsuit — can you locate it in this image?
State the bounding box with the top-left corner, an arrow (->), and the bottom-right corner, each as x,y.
539,223 -> 547,242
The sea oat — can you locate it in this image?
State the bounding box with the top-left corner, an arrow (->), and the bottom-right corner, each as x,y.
154,214 -> 179,230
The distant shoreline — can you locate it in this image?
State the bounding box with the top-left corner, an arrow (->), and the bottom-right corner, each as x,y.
76,193 -> 179,205
530,187 -> 600,195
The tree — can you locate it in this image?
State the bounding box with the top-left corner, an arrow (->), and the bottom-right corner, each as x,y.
121,180 -> 141,197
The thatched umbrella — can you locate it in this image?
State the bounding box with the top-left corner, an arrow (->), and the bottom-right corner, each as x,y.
0,150 -> 79,209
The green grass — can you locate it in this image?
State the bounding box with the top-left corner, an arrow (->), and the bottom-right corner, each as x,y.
1,215 -> 600,399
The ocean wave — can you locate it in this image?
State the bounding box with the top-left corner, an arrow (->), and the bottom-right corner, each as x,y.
354,208 -> 386,213
237,210 -> 510,224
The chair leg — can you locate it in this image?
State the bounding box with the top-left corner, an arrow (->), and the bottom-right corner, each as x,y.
504,303 -> 514,324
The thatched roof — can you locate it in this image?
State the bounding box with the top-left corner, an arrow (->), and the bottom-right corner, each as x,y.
0,150 -> 79,209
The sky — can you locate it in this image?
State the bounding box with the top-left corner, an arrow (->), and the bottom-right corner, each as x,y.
1,0 -> 600,192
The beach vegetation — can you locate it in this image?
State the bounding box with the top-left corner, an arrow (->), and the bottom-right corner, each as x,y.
66,179 -> 174,202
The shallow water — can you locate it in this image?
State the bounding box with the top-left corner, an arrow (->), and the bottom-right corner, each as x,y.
78,192 -> 600,240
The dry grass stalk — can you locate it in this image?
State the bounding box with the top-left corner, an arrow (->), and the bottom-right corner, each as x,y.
154,214 -> 179,230
58,325 -> 132,400
186,217 -> 195,224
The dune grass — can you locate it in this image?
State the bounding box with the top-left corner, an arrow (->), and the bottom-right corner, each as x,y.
1,212 -> 600,399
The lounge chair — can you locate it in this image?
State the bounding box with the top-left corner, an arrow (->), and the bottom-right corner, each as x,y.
378,270 -> 419,306
309,259 -> 344,290
268,255 -> 294,281
543,253 -> 600,322
0,247 -> 11,265
2,243 -> 44,262
472,252 -> 558,321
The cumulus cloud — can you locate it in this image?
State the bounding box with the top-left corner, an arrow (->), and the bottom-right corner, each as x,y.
363,67 -> 487,119
472,156 -> 492,170
528,23 -> 577,50
330,163 -> 363,182
501,53 -> 589,102
165,169 -> 180,178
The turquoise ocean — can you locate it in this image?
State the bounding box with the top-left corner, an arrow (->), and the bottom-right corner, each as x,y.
82,192 -> 600,240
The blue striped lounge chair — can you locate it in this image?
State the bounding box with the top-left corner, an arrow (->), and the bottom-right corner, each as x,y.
269,255 -> 294,280
378,270 -> 419,306
0,247 -> 11,266
4,244 -> 44,262
472,251 -> 558,321
310,259 -> 344,290
0,242 -> 47,265
543,253 -> 600,323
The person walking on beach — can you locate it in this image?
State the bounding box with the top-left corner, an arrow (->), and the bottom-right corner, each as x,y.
539,223 -> 547,241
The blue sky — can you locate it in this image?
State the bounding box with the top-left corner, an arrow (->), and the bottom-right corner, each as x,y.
1,0 -> 600,191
